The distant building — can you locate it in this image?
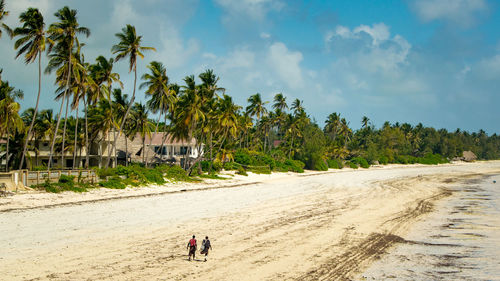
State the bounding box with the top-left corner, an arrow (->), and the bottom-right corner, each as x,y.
21,132 -> 202,169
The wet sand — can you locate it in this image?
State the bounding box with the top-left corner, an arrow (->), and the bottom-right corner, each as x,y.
0,161 -> 499,280
360,174 -> 500,280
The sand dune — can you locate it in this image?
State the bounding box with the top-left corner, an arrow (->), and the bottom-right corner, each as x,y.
0,161 -> 499,280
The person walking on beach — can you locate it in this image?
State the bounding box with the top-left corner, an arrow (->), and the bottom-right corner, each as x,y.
200,236 -> 212,262
187,235 -> 197,261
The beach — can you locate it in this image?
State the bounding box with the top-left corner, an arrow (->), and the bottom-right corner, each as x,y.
1,161 -> 499,280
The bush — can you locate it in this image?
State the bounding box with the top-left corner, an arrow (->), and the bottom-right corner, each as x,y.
350,157 -> 370,168
165,165 -> 190,181
236,166 -> 248,176
96,168 -> 116,179
417,153 -> 448,165
314,160 -> 328,171
378,156 -> 389,165
59,174 -> 75,183
212,159 -> 223,172
347,161 -> 359,169
327,159 -> 343,169
247,165 -> 271,174
284,159 -> 305,173
223,161 -> 241,171
234,150 -> 251,165
99,177 -> 127,189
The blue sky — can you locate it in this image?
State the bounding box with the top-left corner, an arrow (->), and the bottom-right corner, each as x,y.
0,0 -> 499,134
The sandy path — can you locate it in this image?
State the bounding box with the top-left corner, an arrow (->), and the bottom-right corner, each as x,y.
0,162 -> 499,280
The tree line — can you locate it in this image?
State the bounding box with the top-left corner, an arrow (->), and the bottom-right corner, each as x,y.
0,2 -> 499,173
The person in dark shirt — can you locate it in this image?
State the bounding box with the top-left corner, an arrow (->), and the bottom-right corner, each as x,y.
186,235 -> 197,261
200,236 -> 212,262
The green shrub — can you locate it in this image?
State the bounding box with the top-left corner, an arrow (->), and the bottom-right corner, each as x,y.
99,177 -> 127,189
327,159 -> 343,169
96,168 -> 116,179
417,153 -> 448,165
165,165 -> 190,181
223,161 -> 241,171
350,157 -> 370,168
284,159 -> 305,173
347,161 -> 359,169
378,156 -> 389,165
237,166 -> 248,176
59,174 -> 75,183
234,150 -> 251,165
314,160 -> 328,171
212,159 -> 223,172
247,165 -> 271,174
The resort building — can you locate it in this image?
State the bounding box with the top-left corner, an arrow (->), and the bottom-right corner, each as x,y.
19,132 -> 202,169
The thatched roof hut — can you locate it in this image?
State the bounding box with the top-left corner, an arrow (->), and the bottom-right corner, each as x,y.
462,151 -> 477,162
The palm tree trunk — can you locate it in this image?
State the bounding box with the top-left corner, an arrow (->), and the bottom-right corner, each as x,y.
48,51 -> 72,170
113,127 -> 117,168
105,85 -> 116,169
142,136 -> 146,164
145,113 -> 161,168
125,135 -> 128,167
5,128 -> 10,172
158,114 -> 168,163
99,135 -> 104,168
84,96 -> 89,169
19,53 -> 42,170
61,96 -> 70,169
110,65 -> 136,168
72,103 -> 79,169
209,131 -> 213,174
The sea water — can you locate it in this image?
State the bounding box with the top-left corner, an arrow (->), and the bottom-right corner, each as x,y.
361,174 -> 500,280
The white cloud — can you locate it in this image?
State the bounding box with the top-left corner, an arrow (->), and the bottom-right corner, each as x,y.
475,54 -> 500,80
215,0 -> 284,23
353,23 -> 390,46
155,27 -> 200,69
267,42 -> 304,89
260,32 -> 271,39
410,0 -> 487,26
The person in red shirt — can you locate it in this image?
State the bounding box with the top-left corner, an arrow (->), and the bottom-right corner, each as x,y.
186,235 -> 197,261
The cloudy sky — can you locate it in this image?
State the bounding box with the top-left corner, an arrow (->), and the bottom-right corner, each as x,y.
1,0 -> 499,133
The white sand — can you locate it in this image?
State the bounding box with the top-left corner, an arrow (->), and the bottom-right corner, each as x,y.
0,161 -> 499,280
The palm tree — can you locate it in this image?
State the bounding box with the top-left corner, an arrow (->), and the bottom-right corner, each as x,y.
47,6 -> 90,169
291,98 -> 304,116
111,88 -> 129,166
88,100 -> 115,167
273,93 -> 288,112
90,55 -> 122,168
0,0 -> 13,39
140,61 -> 175,167
0,82 -> 24,171
361,116 -> 370,129
127,102 -> 153,164
171,75 -> 205,169
246,93 -> 268,140
111,24 -> 155,165
13,7 -> 50,170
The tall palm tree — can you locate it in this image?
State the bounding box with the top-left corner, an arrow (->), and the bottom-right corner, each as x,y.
111,88 -> 129,166
140,61 -> 175,167
111,24 -> 155,165
13,7 -> 50,170
361,116 -> 370,129
246,93 -> 268,125
291,98 -> 304,116
47,6 -> 90,169
88,100 -> 115,167
0,0 -> 13,39
273,93 -> 288,112
127,102 -> 153,164
90,56 -> 122,168
172,75 -> 205,169
0,82 -> 24,171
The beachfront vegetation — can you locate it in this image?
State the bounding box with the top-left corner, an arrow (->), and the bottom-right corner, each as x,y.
1,3 -> 499,181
